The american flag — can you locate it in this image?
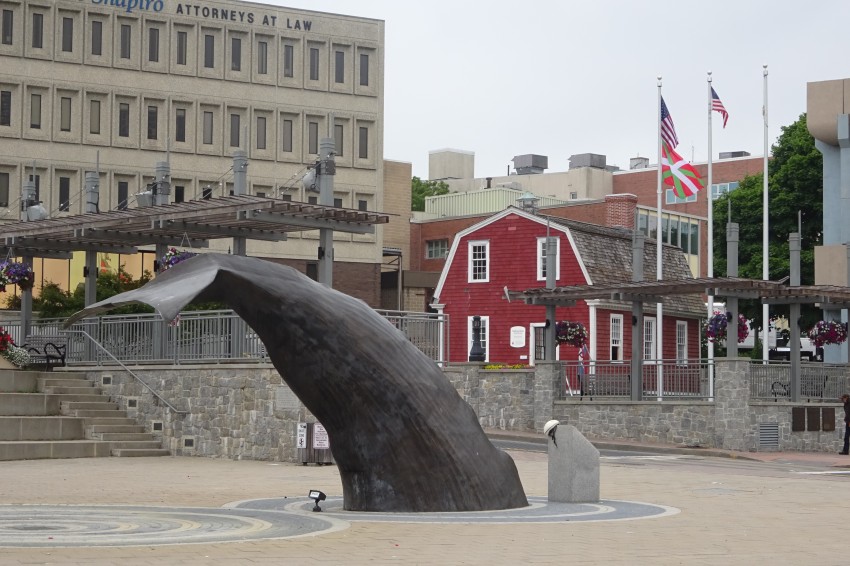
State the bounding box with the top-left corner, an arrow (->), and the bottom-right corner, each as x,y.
660,97 -> 679,149
711,87 -> 729,128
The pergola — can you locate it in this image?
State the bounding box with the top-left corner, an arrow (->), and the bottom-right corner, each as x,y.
507,276 -> 850,402
0,194 -> 389,335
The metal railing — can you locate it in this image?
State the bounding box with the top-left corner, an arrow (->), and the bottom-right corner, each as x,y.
748,361 -> 848,401
3,308 -> 449,366
561,359 -> 712,400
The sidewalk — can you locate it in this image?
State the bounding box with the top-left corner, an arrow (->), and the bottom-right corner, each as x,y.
485,427 -> 850,468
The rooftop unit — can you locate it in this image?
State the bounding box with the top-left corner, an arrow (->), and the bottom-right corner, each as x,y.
512,154 -> 548,175
569,153 -> 607,170
719,150 -> 751,159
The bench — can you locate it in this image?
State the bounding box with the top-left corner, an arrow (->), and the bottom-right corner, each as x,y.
22,334 -> 68,370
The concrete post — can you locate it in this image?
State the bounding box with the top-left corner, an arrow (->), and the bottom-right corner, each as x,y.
726,223 -> 739,358
154,161 -> 170,206
545,235 -> 557,361
317,137 -> 335,287
631,232 -> 645,400
84,171 -> 99,214
789,233 -> 801,402
231,151 -> 248,256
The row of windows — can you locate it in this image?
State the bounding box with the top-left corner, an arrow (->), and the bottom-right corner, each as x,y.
636,209 -> 700,258
464,237 -> 561,283
0,9 -> 376,90
0,169 -> 374,216
0,88 -> 374,162
465,316 -> 690,363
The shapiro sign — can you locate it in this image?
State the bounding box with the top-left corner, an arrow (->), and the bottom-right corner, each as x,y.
91,0 -> 164,14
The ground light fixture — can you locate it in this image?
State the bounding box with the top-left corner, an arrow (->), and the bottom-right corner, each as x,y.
309,490 -> 327,512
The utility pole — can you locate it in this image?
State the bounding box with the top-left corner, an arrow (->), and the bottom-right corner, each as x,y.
316,137 -> 336,287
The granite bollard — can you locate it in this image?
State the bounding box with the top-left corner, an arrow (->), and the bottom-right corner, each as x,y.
547,422 -> 600,503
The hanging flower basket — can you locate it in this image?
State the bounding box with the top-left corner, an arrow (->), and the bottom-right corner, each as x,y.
807,320 -> 848,348
555,321 -> 588,348
0,261 -> 34,291
705,311 -> 748,343
160,248 -> 197,271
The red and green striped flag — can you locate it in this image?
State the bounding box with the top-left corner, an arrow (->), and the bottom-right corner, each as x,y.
661,141 -> 704,198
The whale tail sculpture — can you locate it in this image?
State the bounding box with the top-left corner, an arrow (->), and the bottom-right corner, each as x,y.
65,254 -> 528,512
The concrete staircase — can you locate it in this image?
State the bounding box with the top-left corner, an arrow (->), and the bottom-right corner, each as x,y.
0,369 -> 169,460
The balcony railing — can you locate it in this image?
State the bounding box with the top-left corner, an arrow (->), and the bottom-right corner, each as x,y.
560,359 -> 711,400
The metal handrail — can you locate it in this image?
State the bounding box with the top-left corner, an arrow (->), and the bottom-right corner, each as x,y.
64,328 -> 187,414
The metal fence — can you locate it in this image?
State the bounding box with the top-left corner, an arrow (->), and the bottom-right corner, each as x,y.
748,361 -> 848,401
5,308 -> 448,366
561,359 -> 711,400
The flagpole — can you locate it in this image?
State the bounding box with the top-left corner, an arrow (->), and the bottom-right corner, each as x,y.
707,71 -> 715,399
762,64 -> 769,363
656,76 -> 664,401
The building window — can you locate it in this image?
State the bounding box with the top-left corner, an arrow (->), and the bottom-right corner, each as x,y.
0,90 -> 10,126
229,114 -> 239,147
282,119 -> 293,152
118,103 -> 129,137
711,181 -> 739,201
358,126 -> 368,159
89,100 -> 100,134
203,34 -> 214,68
333,124 -> 343,156
202,111 -> 213,144
147,106 -> 157,140
30,94 -> 41,129
230,37 -> 241,71
643,317 -> 656,361
307,195 -> 317,204
537,237 -> 560,281
174,185 -> 184,203
90,20 -> 102,55
610,314 -> 623,361
358,199 -> 367,211
257,41 -> 267,74
665,188 -> 696,205
359,53 -> 369,86
676,320 -> 688,364
2,10 -> 12,45
334,50 -> 344,83
283,44 -> 294,77
0,172 -> 8,207
28,174 -> 40,202
32,13 -> 43,49
426,239 -> 448,259
202,186 -> 212,199
176,31 -> 187,65
256,116 -> 266,149
467,316 -> 489,363
117,181 -> 128,210
468,240 -> 489,282
148,27 -> 159,62
333,197 -> 342,207
570,191 -> 578,200
60,97 -> 71,132
308,121 -> 318,154
120,25 -> 131,59
62,17 -> 73,52
174,108 -> 186,142
309,47 -> 319,80
58,176 -> 70,212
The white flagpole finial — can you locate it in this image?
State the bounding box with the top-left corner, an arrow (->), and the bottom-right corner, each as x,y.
763,64 -> 768,76
708,71 -> 713,83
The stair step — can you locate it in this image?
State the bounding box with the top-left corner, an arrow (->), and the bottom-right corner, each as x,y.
107,441 -> 163,450
0,440 -> 112,460
0,393 -> 61,416
80,417 -> 135,427
61,401 -> 120,411
88,424 -> 146,434
69,409 -> 126,418
38,378 -> 91,389
48,394 -> 110,404
110,448 -> 170,457
43,386 -> 102,395
0,416 -> 84,441
92,432 -> 154,441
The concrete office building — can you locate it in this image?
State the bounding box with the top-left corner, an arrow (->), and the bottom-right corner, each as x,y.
0,0 -> 386,304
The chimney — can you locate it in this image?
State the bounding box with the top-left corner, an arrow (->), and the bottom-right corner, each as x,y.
604,194 -> 638,230
486,177 -> 492,188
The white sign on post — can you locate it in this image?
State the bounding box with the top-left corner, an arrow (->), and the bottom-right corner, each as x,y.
296,423 -> 308,449
312,423 -> 330,449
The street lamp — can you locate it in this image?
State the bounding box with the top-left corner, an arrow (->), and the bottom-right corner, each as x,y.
469,315 -> 485,362
516,191 -> 539,215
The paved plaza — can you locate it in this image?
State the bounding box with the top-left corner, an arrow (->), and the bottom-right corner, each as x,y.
0,442 -> 846,565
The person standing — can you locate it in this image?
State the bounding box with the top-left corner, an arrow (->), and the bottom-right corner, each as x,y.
840,394 -> 850,455
577,343 -> 589,395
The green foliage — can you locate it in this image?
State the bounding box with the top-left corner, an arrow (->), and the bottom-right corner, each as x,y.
712,114 -> 823,329
411,176 -> 450,212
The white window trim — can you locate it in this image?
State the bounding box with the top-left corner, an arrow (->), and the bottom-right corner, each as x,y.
536,237 -> 560,282
676,320 -> 688,365
610,314 -> 623,361
643,316 -> 656,364
468,240 -> 490,283
529,322 -> 559,365
467,315 -> 489,363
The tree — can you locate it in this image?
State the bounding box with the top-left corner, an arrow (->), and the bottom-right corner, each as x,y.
713,114 -> 823,329
411,176 -> 450,212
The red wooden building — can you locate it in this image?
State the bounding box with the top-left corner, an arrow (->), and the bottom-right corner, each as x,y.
432,207 -> 704,365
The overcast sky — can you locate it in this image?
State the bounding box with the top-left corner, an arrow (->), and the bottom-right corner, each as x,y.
269,0 -> 850,179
